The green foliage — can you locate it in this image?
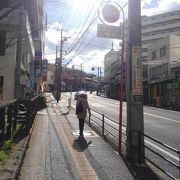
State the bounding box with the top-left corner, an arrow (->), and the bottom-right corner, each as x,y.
0,140 -> 14,166
3,140 -> 13,151
0,151 -> 7,165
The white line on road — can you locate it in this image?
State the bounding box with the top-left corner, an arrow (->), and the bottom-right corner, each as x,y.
145,140 -> 179,161
144,112 -> 180,124
121,127 -> 179,161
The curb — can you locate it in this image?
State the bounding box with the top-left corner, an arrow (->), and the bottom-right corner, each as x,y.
11,119 -> 36,180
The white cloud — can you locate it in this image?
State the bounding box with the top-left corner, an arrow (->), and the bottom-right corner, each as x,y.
45,0 -> 180,74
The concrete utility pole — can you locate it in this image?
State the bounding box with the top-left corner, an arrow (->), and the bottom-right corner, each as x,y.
54,46 -> 58,92
126,0 -> 144,163
57,29 -> 63,99
15,3 -> 23,98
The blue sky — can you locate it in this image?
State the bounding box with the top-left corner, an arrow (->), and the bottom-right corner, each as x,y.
45,0 -> 180,74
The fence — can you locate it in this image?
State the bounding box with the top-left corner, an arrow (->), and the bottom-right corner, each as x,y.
87,108 -> 180,179
87,108 -> 127,150
0,96 -> 41,146
139,131 -> 180,180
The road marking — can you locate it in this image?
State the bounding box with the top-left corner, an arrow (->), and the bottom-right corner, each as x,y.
90,103 -> 106,107
121,127 -> 179,161
145,140 -> 179,161
144,112 -> 180,124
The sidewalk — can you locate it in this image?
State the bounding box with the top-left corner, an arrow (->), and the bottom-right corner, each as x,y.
6,96 -> 161,180
59,100 -> 135,180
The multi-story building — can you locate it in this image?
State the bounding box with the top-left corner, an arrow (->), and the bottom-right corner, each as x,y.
104,49 -> 119,96
142,10 -> 180,61
141,10 -> 180,108
0,0 -> 46,101
146,35 -> 180,109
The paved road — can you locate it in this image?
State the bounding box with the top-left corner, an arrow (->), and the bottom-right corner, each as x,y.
62,92 -> 180,179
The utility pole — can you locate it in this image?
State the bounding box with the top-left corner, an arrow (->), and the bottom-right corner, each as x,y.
126,0 -> 144,163
15,2 -> 23,98
59,29 -> 63,98
53,46 -> 58,93
80,64 -> 83,89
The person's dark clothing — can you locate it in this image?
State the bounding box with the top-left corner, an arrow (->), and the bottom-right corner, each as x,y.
76,96 -> 91,136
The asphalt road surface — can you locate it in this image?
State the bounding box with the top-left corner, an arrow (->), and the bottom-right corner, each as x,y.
62,92 -> 180,179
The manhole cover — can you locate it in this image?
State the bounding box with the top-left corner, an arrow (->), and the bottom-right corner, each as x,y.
72,130 -> 99,137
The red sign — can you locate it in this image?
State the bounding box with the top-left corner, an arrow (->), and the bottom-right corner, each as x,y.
102,4 -> 120,23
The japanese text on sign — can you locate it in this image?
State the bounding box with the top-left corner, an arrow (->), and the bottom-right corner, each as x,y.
132,46 -> 143,97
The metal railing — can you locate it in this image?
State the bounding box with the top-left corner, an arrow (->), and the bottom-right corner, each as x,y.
0,99 -> 17,145
0,96 -> 41,146
86,108 -> 180,179
87,108 -> 127,150
139,131 -> 180,180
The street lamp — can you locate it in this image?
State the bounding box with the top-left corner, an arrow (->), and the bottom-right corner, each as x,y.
99,1 -> 125,153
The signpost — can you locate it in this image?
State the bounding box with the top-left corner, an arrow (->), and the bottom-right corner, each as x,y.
97,23 -> 121,40
132,46 -> 143,102
97,1 -> 125,153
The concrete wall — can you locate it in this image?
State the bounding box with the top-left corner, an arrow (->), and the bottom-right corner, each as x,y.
0,43 -> 16,101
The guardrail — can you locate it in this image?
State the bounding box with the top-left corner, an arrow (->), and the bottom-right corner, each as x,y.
17,96 -> 39,133
139,131 -> 180,180
0,99 -> 17,145
0,96 -> 43,146
87,108 -> 127,150
87,108 -> 180,179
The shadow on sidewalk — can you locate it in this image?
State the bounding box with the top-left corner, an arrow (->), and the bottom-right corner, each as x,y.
122,156 -> 160,180
73,137 -> 92,152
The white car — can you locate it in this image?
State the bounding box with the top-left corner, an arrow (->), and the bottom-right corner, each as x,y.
74,90 -> 87,100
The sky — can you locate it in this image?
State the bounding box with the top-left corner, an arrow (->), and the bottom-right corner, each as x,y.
45,0 -> 180,75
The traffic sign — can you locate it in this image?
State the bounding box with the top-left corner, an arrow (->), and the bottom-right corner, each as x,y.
102,4 -> 120,23
97,23 -> 121,40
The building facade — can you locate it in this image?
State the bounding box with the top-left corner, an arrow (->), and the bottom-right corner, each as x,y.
146,35 -> 180,109
0,0 -> 46,101
142,10 -> 180,61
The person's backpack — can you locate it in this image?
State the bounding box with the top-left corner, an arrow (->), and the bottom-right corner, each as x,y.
76,102 -> 84,114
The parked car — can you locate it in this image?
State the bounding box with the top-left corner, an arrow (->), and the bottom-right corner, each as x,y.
74,90 -> 87,100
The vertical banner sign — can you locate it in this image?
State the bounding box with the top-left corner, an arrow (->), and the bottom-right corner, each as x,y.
35,51 -> 42,61
34,61 -> 42,77
34,51 -> 42,77
132,46 -> 143,102
42,59 -> 48,81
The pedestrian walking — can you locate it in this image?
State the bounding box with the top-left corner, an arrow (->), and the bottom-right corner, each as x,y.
76,93 -> 91,137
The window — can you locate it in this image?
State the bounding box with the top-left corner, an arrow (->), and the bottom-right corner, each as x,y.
160,48 -> 163,57
0,31 -> 6,56
160,46 -> 166,57
151,51 -> 156,60
163,46 -> 166,56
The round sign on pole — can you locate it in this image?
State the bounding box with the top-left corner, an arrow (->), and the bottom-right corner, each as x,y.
99,2 -> 120,24
102,4 -> 120,23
